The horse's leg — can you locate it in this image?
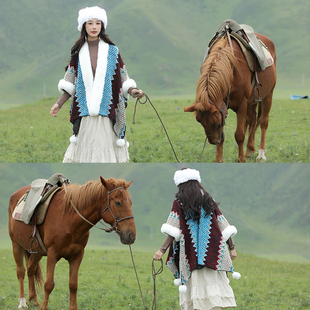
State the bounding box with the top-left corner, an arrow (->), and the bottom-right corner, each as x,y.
245,103 -> 258,157
68,252 -> 84,310
27,254 -> 43,306
12,241 -> 28,309
40,252 -> 58,310
235,104 -> 247,162
215,139 -> 224,163
256,92 -> 273,162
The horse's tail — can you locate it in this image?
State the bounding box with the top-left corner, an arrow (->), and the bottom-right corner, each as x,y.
244,102 -> 261,136
24,251 -> 44,291
244,118 -> 249,135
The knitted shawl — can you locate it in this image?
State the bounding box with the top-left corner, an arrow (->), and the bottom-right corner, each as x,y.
58,40 -> 136,139
162,198 -> 236,285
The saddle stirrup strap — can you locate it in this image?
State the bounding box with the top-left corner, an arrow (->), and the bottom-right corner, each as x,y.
29,211 -> 48,254
253,62 -> 262,103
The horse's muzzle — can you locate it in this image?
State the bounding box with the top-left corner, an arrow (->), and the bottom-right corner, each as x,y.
207,131 -> 224,145
120,230 -> 136,245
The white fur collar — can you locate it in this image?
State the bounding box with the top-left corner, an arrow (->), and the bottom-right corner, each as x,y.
79,40 -> 109,116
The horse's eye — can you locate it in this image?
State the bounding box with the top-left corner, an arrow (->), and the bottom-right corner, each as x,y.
114,201 -> 121,206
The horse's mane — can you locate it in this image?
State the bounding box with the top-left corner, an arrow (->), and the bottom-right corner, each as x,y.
195,36 -> 238,110
61,178 -> 129,215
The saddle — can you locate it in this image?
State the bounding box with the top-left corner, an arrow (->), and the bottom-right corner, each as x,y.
12,173 -> 70,253
203,19 -> 274,72
202,19 -> 274,103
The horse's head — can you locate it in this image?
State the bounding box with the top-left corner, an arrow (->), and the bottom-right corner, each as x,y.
100,177 -> 136,245
184,99 -> 227,145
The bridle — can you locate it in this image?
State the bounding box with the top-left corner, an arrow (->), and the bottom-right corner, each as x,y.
197,99 -> 228,162
69,186 -> 134,233
100,187 -> 134,233
205,100 -> 228,137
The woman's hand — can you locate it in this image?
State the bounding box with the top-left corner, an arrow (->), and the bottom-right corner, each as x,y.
230,249 -> 237,260
50,103 -> 60,117
153,250 -> 164,261
130,88 -> 144,99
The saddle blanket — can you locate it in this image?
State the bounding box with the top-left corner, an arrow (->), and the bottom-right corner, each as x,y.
13,186 -> 61,225
237,37 -> 274,72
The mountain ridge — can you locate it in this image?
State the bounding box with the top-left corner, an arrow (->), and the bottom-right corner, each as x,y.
0,0 -> 309,105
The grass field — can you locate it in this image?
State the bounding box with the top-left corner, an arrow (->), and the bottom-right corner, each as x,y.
0,96 -> 309,163
0,248 -> 309,310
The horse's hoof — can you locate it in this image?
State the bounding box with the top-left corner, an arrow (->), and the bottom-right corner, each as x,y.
256,149 -> 267,163
18,297 -> 28,309
28,297 -> 40,307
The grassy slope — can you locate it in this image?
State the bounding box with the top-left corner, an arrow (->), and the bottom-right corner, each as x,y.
0,249 -> 309,309
0,0 -> 309,106
0,97 -> 309,163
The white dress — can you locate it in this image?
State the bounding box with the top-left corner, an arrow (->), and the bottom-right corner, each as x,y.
63,116 -> 129,163
180,268 -> 237,310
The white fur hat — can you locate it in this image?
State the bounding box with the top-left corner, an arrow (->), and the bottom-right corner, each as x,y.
77,6 -> 108,31
174,168 -> 201,186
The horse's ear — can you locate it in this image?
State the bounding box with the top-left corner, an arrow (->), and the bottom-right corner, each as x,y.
100,176 -> 113,191
184,103 -> 196,112
125,180 -> 133,189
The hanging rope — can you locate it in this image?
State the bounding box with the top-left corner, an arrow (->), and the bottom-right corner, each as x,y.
129,245 -> 147,310
132,92 -> 180,163
197,136 -> 208,162
129,245 -> 164,310
152,258 -> 163,310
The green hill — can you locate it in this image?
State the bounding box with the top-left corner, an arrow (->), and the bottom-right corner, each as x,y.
0,0 -> 309,107
1,163 -> 309,263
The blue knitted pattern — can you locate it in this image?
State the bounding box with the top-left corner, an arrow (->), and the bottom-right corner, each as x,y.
166,242 -> 180,279
187,207 -> 212,266
165,200 -> 235,285
99,45 -> 118,116
75,45 -> 119,117
118,123 -> 126,139
75,62 -> 89,116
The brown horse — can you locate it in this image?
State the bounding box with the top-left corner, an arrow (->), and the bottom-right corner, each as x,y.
8,176 -> 136,310
184,29 -> 276,162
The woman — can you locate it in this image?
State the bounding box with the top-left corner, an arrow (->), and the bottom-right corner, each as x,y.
50,6 -> 144,163
153,168 -> 240,310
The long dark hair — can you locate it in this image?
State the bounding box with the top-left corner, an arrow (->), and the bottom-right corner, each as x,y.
70,21 -> 115,55
176,180 -> 218,221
